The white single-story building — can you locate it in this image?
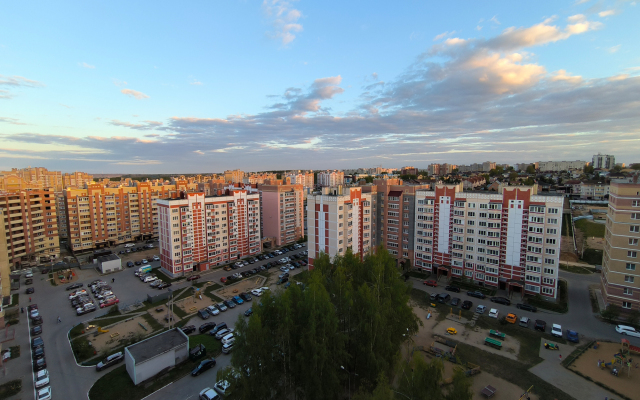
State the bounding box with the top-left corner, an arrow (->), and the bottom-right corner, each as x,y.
97,254 -> 121,274
125,328 -> 189,385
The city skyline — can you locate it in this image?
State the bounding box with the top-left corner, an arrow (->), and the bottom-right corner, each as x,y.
1,1 -> 639,173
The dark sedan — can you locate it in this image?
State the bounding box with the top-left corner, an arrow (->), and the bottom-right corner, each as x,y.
461,300 -> 472,310
181,325 -> 196,335
26,287 -> 35,294
466,291 -> 486,299
32,346 -> 45,360
244,308 -> 253,317
239,292 -> 252,302
199,322 -> 217,333
450,297 -> 461,307
534,320 -> 547,332
491,297 -> 511,306
445,285 -> 461,293
191,358 -> 216,376
31,326 -> 43,335
33,357 -> 47,372
224,300 -> 236,309
516,303 -> 537,312
32,316 -> 43,326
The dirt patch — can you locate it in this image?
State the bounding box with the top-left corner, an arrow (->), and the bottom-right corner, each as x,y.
568,342 -> 640,399
411,303 -> 442,349
86,315 -> 150,353
119,248 -> 159,263
586,236 -> 605,251
215,276 -> 266,300
53,269 -> 78,285
457,325 -> 520,361
468,371 -> 538,400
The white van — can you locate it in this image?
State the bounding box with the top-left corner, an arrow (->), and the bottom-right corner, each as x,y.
221,333 -> 235,345
488,308 -> 499,318
222,342 -> 234,354
124,243 -> 134,248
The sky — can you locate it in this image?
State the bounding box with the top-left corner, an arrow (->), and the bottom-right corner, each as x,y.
1,0 -> 639,174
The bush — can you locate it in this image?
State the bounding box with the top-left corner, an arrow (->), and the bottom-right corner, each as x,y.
526,280 -> 568,313
0,379 -> 22,399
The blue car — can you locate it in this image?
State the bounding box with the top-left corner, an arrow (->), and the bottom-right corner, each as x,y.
566,330 -> 579,343
233,295 -> 244,305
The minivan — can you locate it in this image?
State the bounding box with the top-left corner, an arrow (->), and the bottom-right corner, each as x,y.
221,333 -> 235,345
215,328 -> 230,340
437,293 -> 451,304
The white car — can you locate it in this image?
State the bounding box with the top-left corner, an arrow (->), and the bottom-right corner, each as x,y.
143,276 -> 157,283
616,325 -> 640,338
551,324 -> 563,338
142,259 -> 148,264
25,273 -> 34,278
234,262 -> 243,268
37,386 -> 52,400
152,255 -> 160,261
35,369 -> 49,388
69,290 -> 87,299
213,380 -> 231,395
259,287 -> 270,292
199,387 -> 220,400
124,243 -> 134,248
280,266 -> 289,272
30,309 -> 40,319
207,305 -> 220,316
488,308 -> 499,318
251,289 -> 263,297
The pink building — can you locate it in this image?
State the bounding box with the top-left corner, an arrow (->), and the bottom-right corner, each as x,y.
259,182 -> 304,246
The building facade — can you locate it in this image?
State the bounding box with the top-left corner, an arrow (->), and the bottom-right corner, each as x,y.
538,160 -> 586,171
317,171 -> 344,187
224,169 -> 245,183
157,188 -> 261,278
285,172 -> 315,188
413,184 -> 562,298
307,186 -> 372,268
0,189 -> 60,269
601,179 -> 640,311
259,183 -> 305,246
63,171 -> 94,188
592,154 -> 616,170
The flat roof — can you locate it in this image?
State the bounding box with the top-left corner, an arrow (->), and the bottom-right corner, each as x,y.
97,254 -> 119,262
126,329 -> 188,365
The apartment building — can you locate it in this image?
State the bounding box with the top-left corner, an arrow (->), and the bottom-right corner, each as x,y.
157,188 -> 261,277
369,179 -> 430,263
63,171 -> 94,188
224,170 -> 245,183
307,186 -> 373,268
601,179 -> 640,311
401,166 -> 418,176
57,192 -> 68,239
259,182 -> 305,246
538,160 -> 586,172
0,167 -> 64,191
285,172 -> 315,188
0,209 -> 10,327
413,184 -> 562,298
592,154 -> 616,170
457,162 -> 496,173
242,173 -> 277,185
317,171 -> 344,187
0,189 -> 60,269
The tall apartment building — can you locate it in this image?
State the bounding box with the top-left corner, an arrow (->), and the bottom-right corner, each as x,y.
285,172 -> 315,188
0,167 -> 64,191
56,192 -> 68,239
538,160 -> 586,172
157,188 -> 261,277
0,189 -> 60,269
413,184 -> 562,298
242,173 -> 277,185
224,169 -> 245,183
401,166 -> 418,176
368,179 -> 430,263
317,171 -> 344,187
259,182 -> 305,246
0,209 -> 10,327
456,162 -> 497,173
307,186 -> 373,268
592,154 -> 616,170
63,171 -> 94,188
601,179 -> 640,311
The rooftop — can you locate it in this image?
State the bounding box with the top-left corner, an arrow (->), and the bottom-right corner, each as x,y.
126,328 -> 188,365
97,254 -> 119,263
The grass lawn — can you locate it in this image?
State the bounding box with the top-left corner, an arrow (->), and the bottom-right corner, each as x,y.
92,314 -> 132,327
575,219 -> 605,238
155,270 -> 185,283
562,213 -> 573,237
204,284 -> 224,302
560,264 -> 595,274
69,323 -> 86,339
189,333 -> 223,356
173,287 -> 196,302
141,312 -> 164,331
581,248 -> 603,265
0,379 -> 22,399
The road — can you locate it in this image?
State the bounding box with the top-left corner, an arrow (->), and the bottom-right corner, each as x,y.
17,241 -> 307,400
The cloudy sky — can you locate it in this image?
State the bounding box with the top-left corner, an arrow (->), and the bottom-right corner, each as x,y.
1,0 -> 639,173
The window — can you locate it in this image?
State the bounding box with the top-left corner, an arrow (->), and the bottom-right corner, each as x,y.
468,212 -> 475,217
543,267 -> 555,274
548,208 -> 559,214
626,263 -> 636,271
544,258 -> 556,265
622,302 -> 632,309
547,218 -> 558,224
632,213 -> 640,220
546,228 -> 557,235
623,288 -> 633,295
633,200 -> 640,207
631,226 -> 640,233
629,251 -> 638,258
530,206 -> 545,213
630,238 -> 639,246
541,287 -> 553,295
625,275 -> 635,283
467,237 -> 474,243
545,248 -> 556,255
480,204 -> 488,209
546,238 -> 556,245
467,229 -> 475,234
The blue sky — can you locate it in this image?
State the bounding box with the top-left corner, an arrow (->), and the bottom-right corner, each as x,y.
1,0 -> 639,173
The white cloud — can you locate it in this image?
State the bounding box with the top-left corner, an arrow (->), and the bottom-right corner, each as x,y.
599,10 -> 616,17
550,69 -> 583,83
445,38 -> 466,46
490,16 -> 500,25
112,79 -> 128,87
574,0 -> 590,4
193,150 -> 204,155
79,62 -> 95,69
567,14 -> 586,23
608,44 -> 621,53
263,0 -> 303,45
0,117 -> 27,125
190,79 -> 203,85
121,89 -> 149,100
433,31 -> 455,41
0,75 -> 44,87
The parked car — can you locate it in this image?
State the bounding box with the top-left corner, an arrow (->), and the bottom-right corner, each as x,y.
199,322 -> 217,333
239,292 -> 252,302
429,293 -> 439,301
251,289 -> 263,297
187,274 -> 201,281
37,386 -> 52,400
26,287 -> 35,294
32,346 -> 45,360
213,380 -> 231,395
220,277 -> 227,283
100,298 -> 120,308
244,308 -> 253,317
214,328 -> 230,340
199,387 -> 221,400
181,325 -> 196,335
534,320 -> 547,332
207,305 -> 220,316
516,303 -> 537,312
445,285 -> 461,293
437,293 -> 451,304
216,303 -> 227,312
153,255 -> 160,261
224,300 -> 236,309
209,323 -> 228,337
450,297 -> 461,307
490,297 -> 511,306
66,283 -> 83,291
615,325 -> 640,338
461,300 -> 472,310
488,308 -> 499,318
566,330 -> 579,343
192,358 -> 217,376
96,352 -> 124,371
505,313 -> 517,324
157,282 -> 171,289
519,317 -> 531,328
32,316 -> 43,325
551,324 -> 563,338
35,369 -> 50,388
467,291 -> 486,299
423,280 -> 438,287
31,325 -> 43,335
232,296 -> 244,305
198,309 -> 210,319
277,277 -> 289,285
33,357 -> 47,372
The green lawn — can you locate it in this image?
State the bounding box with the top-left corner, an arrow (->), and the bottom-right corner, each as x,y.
575,219 -> 605,238
92,314 -> 132,327
562,213 -> 573,237
560,264 -> 595,274
189,333 -> 223,356
141,312 -> 164,331
581,249 -> 603,265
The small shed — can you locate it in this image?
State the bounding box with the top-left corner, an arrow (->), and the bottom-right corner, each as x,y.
97,254 -> 121,274
124,328 -> 189,385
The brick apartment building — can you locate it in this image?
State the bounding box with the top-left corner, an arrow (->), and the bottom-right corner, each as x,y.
318,171 -> 344,187
64,182 -> 196,252
307,186 -> 373,268
601,179 -> 640,311
259,182 -> 305,246
224,169 -> 245,183
285,172 -> 315,188
0,189 -> 60,270
413,183 -> 562,298
157,188 -> 261,278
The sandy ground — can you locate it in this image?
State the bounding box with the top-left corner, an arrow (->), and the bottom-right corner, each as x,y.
586,236 -> 605,251
215,276 -> 265,300
569,342 -> 640,399
85,315 -> 149,353
53,269 -> 77,285
119,248 -> 159,263
435,323 -> 520,361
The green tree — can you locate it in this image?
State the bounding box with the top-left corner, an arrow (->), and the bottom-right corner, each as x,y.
451,168 -> 459,174
526,164 -> 536,174
444,368 -> 473,400
612,165 -> 622,172
601,304 -> 621,323
626,309 -> 640,327
508,171 -> 518,182
631,163 -> 640,170
557,177 -> 563,185
583,165 -> 595,174
397,353 -> 444,400
524,177 -> 535,186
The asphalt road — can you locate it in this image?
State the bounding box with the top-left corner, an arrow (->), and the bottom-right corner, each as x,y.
18,241 -> 307,400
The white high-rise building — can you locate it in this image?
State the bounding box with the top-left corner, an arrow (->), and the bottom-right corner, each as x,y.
592,154 -> 616,170
317,171 -> 344,187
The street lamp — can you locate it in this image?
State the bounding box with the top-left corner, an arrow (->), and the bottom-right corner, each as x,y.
340,366 -> 358,400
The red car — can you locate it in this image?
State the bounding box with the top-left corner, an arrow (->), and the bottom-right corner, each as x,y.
187,275 -> 201,281
423,280 -> 438,287
100,298 -> 120,308
220,277 -> 227,283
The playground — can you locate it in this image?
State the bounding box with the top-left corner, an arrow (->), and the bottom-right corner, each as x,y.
568,341 -> 640,399
81,315 -> 150,353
